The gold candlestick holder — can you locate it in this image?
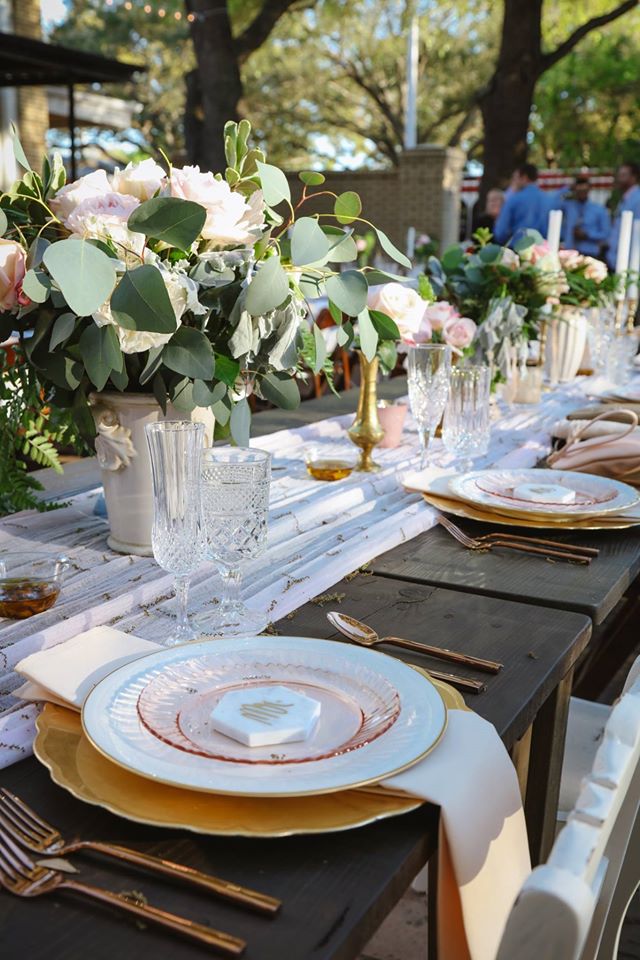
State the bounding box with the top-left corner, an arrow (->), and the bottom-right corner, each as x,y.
348,352 -> 384,472
627,298 -> 638,333
615,298 -> 627,334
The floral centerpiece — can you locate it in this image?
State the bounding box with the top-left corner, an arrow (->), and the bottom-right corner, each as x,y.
556,250 -> 616,308
0,121 -> 407,548
366,280 -> 477,356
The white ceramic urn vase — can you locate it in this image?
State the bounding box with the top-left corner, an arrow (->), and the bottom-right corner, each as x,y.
544,307 -> 589,384
90,392 -> 214,556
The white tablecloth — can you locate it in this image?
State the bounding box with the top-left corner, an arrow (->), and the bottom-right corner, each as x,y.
0,382 -> 586,765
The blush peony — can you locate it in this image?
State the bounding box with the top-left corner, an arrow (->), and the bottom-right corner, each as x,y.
51,169 -> 111,222
0,239 -> 27,312
443,316 -> 477,350
66,192 -> 144,260
112,158 -> 167,201
170,166 -> 264,247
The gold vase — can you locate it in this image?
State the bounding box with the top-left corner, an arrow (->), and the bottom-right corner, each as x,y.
348,352 -> 384,472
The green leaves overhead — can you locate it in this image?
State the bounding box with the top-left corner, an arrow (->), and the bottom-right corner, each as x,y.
79,323 -> 122,392
256,161 -> 291,207
334,191 -> 361,225
128,197 -> 207,250
325,270 -> 368,317
162,326 -> 215,380
43,239 -> 117,317
357,308 -> 378,362
374,227 -> 411,269
260,371 -> 301,410
290,217 -> 330,266
298,171 -> 326,186
111,265 -> 176,333
245,255 -> 289,315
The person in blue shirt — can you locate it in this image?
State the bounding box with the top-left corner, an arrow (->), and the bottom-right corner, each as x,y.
607,162 -> 640,269
493,163 -> 550,246
559,176 -> 610,258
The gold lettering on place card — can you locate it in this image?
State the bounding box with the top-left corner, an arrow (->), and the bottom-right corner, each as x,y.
240,699 -> 294,726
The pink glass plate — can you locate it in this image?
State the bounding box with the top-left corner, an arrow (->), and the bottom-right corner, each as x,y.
136,654 -> 401,765
473,473 -> 617,509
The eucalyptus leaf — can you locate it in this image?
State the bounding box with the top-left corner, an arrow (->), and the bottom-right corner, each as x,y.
110,365 -> 129,391
41,353 -> 82,391
193,379 -> 226,407
441,246 -> 465,271
298,273 -> 326,300
22,269 -> 51,304
336,321 -> 353,348
298,171 -> 325,186
162,326 -> 215,379
128,197 -> 207,249
328,300 -> 342,324
171,379 -> 196,413
10,123 -> 31,171
139,345 -> 164,385
291,217 -> 330,267
245,256 -> 289,316
326,232 -> 358,263
378,340 -> 398,375
230,398 -> 251,447
43,239 -> 117,317
27,236 -> 50,270
369,309 -> 400,341
256,161 -> 290,207
259,372 -> 301,410
334,191 -> 362,225
0,210 -> 7,237
211,397 -> 231,426
214,354 -> 240,387
325,270 -> 368,317
152,372 -> 167,414
357,308 -> 378,361
311,323 -> 328,374
111,265 -> 176,333
49,312 -> 76,350
79,323 -> 122,392
374,227 -> 411,269
365,269 -> 410,285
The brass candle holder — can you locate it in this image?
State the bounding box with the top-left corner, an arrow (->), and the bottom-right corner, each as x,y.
627,298 -> 638,333
348,352 -> 384,472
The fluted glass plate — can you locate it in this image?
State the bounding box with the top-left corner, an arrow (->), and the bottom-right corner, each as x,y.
82,637 -> 447,797
450,468 -> 639,520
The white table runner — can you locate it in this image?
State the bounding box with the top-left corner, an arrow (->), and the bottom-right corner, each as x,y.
0,382 -> 586,766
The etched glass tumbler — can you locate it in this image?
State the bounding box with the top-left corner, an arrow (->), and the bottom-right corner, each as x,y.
442,365 -> 491,472
407,343 -> 452,467
199,447 -> 271,637
145,421 -> 206,646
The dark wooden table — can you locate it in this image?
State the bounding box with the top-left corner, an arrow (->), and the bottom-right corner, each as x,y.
5,383 -> 637,960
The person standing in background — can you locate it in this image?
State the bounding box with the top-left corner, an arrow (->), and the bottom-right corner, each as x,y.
560,176 -> 610,258
607,162 -> 640,269
493,163 -> 549,246
474,188 -> 505,233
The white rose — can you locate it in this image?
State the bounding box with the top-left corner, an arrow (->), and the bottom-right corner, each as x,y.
51,169 -> 111,222
170,165 -> 265,247
582,257 -> 608,284
112,158 -> 167,201
65,192 -> 144,261
500,247 -> 520,270
367,282 -> 426,337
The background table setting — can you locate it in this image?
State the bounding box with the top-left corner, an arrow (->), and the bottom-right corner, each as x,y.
3,353 -> 640,959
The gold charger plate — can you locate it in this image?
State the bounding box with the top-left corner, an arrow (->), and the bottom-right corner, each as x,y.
421,491 -> 640,531
34,677 -> 465,837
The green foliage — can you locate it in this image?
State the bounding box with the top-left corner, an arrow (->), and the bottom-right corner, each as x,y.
297,328 -> 338,396
128,197 -> 207,250
43,240 -> 117,317
0,347 -> 86,516
111,265 -> 177,333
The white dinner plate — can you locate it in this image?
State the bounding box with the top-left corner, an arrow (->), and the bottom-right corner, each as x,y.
586,376 -> 640,402
449,468 -> 639,520
82,636 -> 447,797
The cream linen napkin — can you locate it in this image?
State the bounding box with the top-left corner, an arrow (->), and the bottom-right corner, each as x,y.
383,710 -> 531,960
14,626 -> 161,710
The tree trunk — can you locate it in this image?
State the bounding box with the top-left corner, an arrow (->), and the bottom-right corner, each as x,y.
478,0 -> 543,206
186,0 -> 243,171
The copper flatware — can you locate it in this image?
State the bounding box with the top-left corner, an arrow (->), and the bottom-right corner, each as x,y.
0,830 -> 245,955
0,788 -> 280,917
437,514 -> 593,564
327,612 -> 492,692
466,530 -> 599,557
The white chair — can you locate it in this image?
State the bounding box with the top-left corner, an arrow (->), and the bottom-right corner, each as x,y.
496,657 -> 640,960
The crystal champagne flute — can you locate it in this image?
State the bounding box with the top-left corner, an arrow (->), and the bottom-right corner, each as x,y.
145,421 -> 206,646
407,343 -> 452,467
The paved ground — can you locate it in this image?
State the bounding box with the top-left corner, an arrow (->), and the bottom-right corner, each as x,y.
360,652 -> 640,959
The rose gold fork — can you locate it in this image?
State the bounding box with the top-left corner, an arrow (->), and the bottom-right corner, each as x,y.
0,789 -> 279,916
0,829 -> 245,955
437,514 -> 592,564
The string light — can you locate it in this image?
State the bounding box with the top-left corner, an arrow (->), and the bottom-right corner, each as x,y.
105,2 -> 213,23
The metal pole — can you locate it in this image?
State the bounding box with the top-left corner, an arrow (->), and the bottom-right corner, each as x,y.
68,84 -> 77,180
404,15 -> 419,150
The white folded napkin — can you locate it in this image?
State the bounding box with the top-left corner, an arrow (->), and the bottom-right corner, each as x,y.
14,626 -> 160,710
384,710 -> 530,960
16,626 -> 529,960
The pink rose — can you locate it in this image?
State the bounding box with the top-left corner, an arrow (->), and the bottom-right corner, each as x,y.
422,300 -> 459,331
401,315 -> 432,346
443,316 -> 477,350
50,169 -> 111,223
0,239 -> 27,312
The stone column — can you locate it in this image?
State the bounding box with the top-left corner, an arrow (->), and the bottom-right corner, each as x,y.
398,145 -> 465,251
12,0 -> 49,171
